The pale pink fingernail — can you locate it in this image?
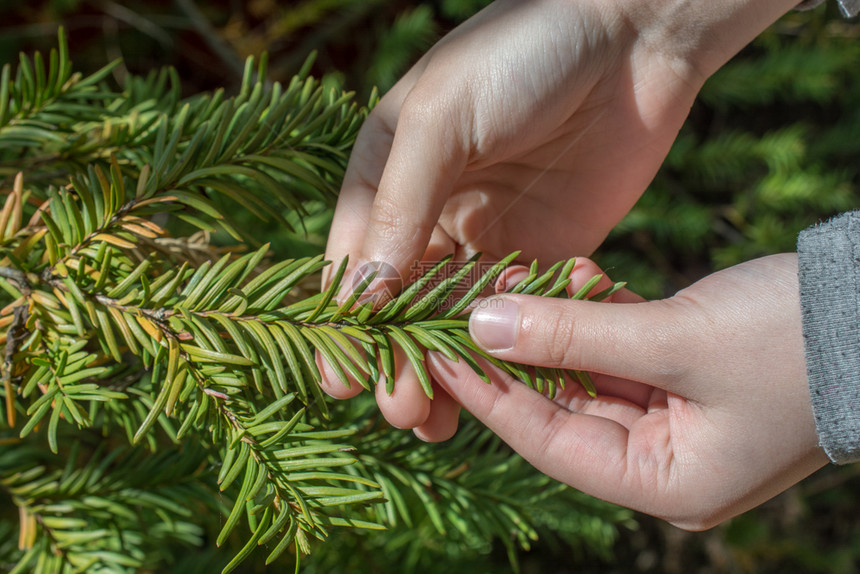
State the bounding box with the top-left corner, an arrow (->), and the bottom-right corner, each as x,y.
469,296 -> 519,352
495,266 -> 530,293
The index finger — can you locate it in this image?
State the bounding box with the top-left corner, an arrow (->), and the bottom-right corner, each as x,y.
427,352 -> 642,508
355,82 -> 470,280
323,97 -> 398,289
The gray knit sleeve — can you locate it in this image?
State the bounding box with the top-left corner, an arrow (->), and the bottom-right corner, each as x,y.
798,211 -> 860,464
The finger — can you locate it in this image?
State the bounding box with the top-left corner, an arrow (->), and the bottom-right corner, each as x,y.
496,258 -> 654,405
423,225 -> 457,263
401,226 -> 459,288
357,82 -> 471,285
375,345 -> 432,429
369,228 -> 456,430
316,349 -> 365,400
467,293 -> 697,396
568,257 -> 644,303
590,371 -> 660,409
495,265 -> 530,293
322,77 -> 416,289
428,353 -> 639,506
323,116 -> 393,290
327,151 -> 457,305
413,378 -> 461,442
428,353 -> 650,430
549,376 -> 650,430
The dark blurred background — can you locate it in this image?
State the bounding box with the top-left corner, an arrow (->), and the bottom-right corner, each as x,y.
2,1 -> 859,572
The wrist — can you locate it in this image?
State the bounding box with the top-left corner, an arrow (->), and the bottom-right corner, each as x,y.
619,0 -> 799,84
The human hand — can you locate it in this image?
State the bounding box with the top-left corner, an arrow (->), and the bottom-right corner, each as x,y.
326,0 -> 798,275
429,254 -> 827,529
320,0 -> 799,435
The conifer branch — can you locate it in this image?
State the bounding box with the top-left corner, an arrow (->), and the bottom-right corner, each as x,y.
1,164 -> 622,570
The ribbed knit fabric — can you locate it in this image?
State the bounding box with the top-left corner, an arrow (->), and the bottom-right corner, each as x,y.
798,211 -> 860,464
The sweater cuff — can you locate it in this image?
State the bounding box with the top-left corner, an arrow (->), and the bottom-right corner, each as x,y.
798,211 -> 860,464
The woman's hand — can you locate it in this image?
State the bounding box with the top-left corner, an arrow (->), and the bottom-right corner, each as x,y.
320,0 -> 800,436
429,254 -> 827,529
325,0 -> 798,276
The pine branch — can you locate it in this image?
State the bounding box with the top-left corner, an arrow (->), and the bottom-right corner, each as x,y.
0,28 -> 117,150
1,164 -> 622,571
300,400 -> 633,572
0,435 -> 218,573
0,31 -> 367,241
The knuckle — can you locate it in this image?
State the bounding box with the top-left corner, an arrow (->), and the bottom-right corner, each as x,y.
399,83 -> 470,150
399,87 -> 447,130
641,328 -> 684,382
368,195 -> 407,241
366,196 -> 434,265
527,306 -> 578,368
635,300 -> 693,384
484,388 -> 507,422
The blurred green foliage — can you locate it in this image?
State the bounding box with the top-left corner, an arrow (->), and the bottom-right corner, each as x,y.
0,0 -> 859,573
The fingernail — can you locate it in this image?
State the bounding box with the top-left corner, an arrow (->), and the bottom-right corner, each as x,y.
469,297 -> 519,352
337,260 -> 402,307
495,266 -> 530,293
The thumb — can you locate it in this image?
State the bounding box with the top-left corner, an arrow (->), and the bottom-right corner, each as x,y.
468,294 -> 694,393
357,88 -> 470,283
